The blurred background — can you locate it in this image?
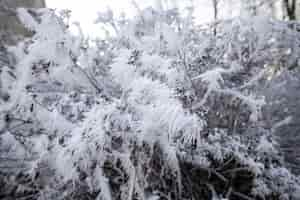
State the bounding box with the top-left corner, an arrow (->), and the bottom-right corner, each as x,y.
1,0 -> 298,40
45,0 -> 294,37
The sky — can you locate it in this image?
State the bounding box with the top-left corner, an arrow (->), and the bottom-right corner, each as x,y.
45,0 -> 238,38
46,0 -> 131,37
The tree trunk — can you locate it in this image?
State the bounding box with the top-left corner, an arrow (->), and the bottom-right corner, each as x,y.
284,0 -> 297,20
212,0 -> 218,35
250,0 -> 258,16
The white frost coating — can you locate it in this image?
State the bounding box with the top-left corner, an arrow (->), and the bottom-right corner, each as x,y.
35,105 -> 75,135
240,68 -> 268,89
17,8 -> 38,30
256,135 -> 278,155
2,6 -> 299,200
55,105 -> 110,180
110,48 -> 204,144
0,132 -> 27,158
95,9 -> 114,24
192,68 -> 225,108
271,116 -> 293,132
140,53 -> 179,87
191,65 -> 265,122
110,50 -> 137,89
220,89 -> 265,122
193,68 -> 225,89
158,22 -> 181,54
95,166 -> 112,200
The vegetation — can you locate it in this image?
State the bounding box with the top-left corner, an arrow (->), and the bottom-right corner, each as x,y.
0,2 -> 300,200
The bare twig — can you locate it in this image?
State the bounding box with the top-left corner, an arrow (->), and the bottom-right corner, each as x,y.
232,191 -> 255,200
211,170 -> 228,183
216,156 -> 235,171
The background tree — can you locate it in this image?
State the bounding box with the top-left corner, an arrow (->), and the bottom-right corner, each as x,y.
212,0 -> 219,35
283,0 -> 297,20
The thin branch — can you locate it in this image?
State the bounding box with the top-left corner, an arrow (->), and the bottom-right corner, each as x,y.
226,187 -> 233,199
216,156 -> 235,171
223,167 -> 252,174
211,170 -> 228,183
